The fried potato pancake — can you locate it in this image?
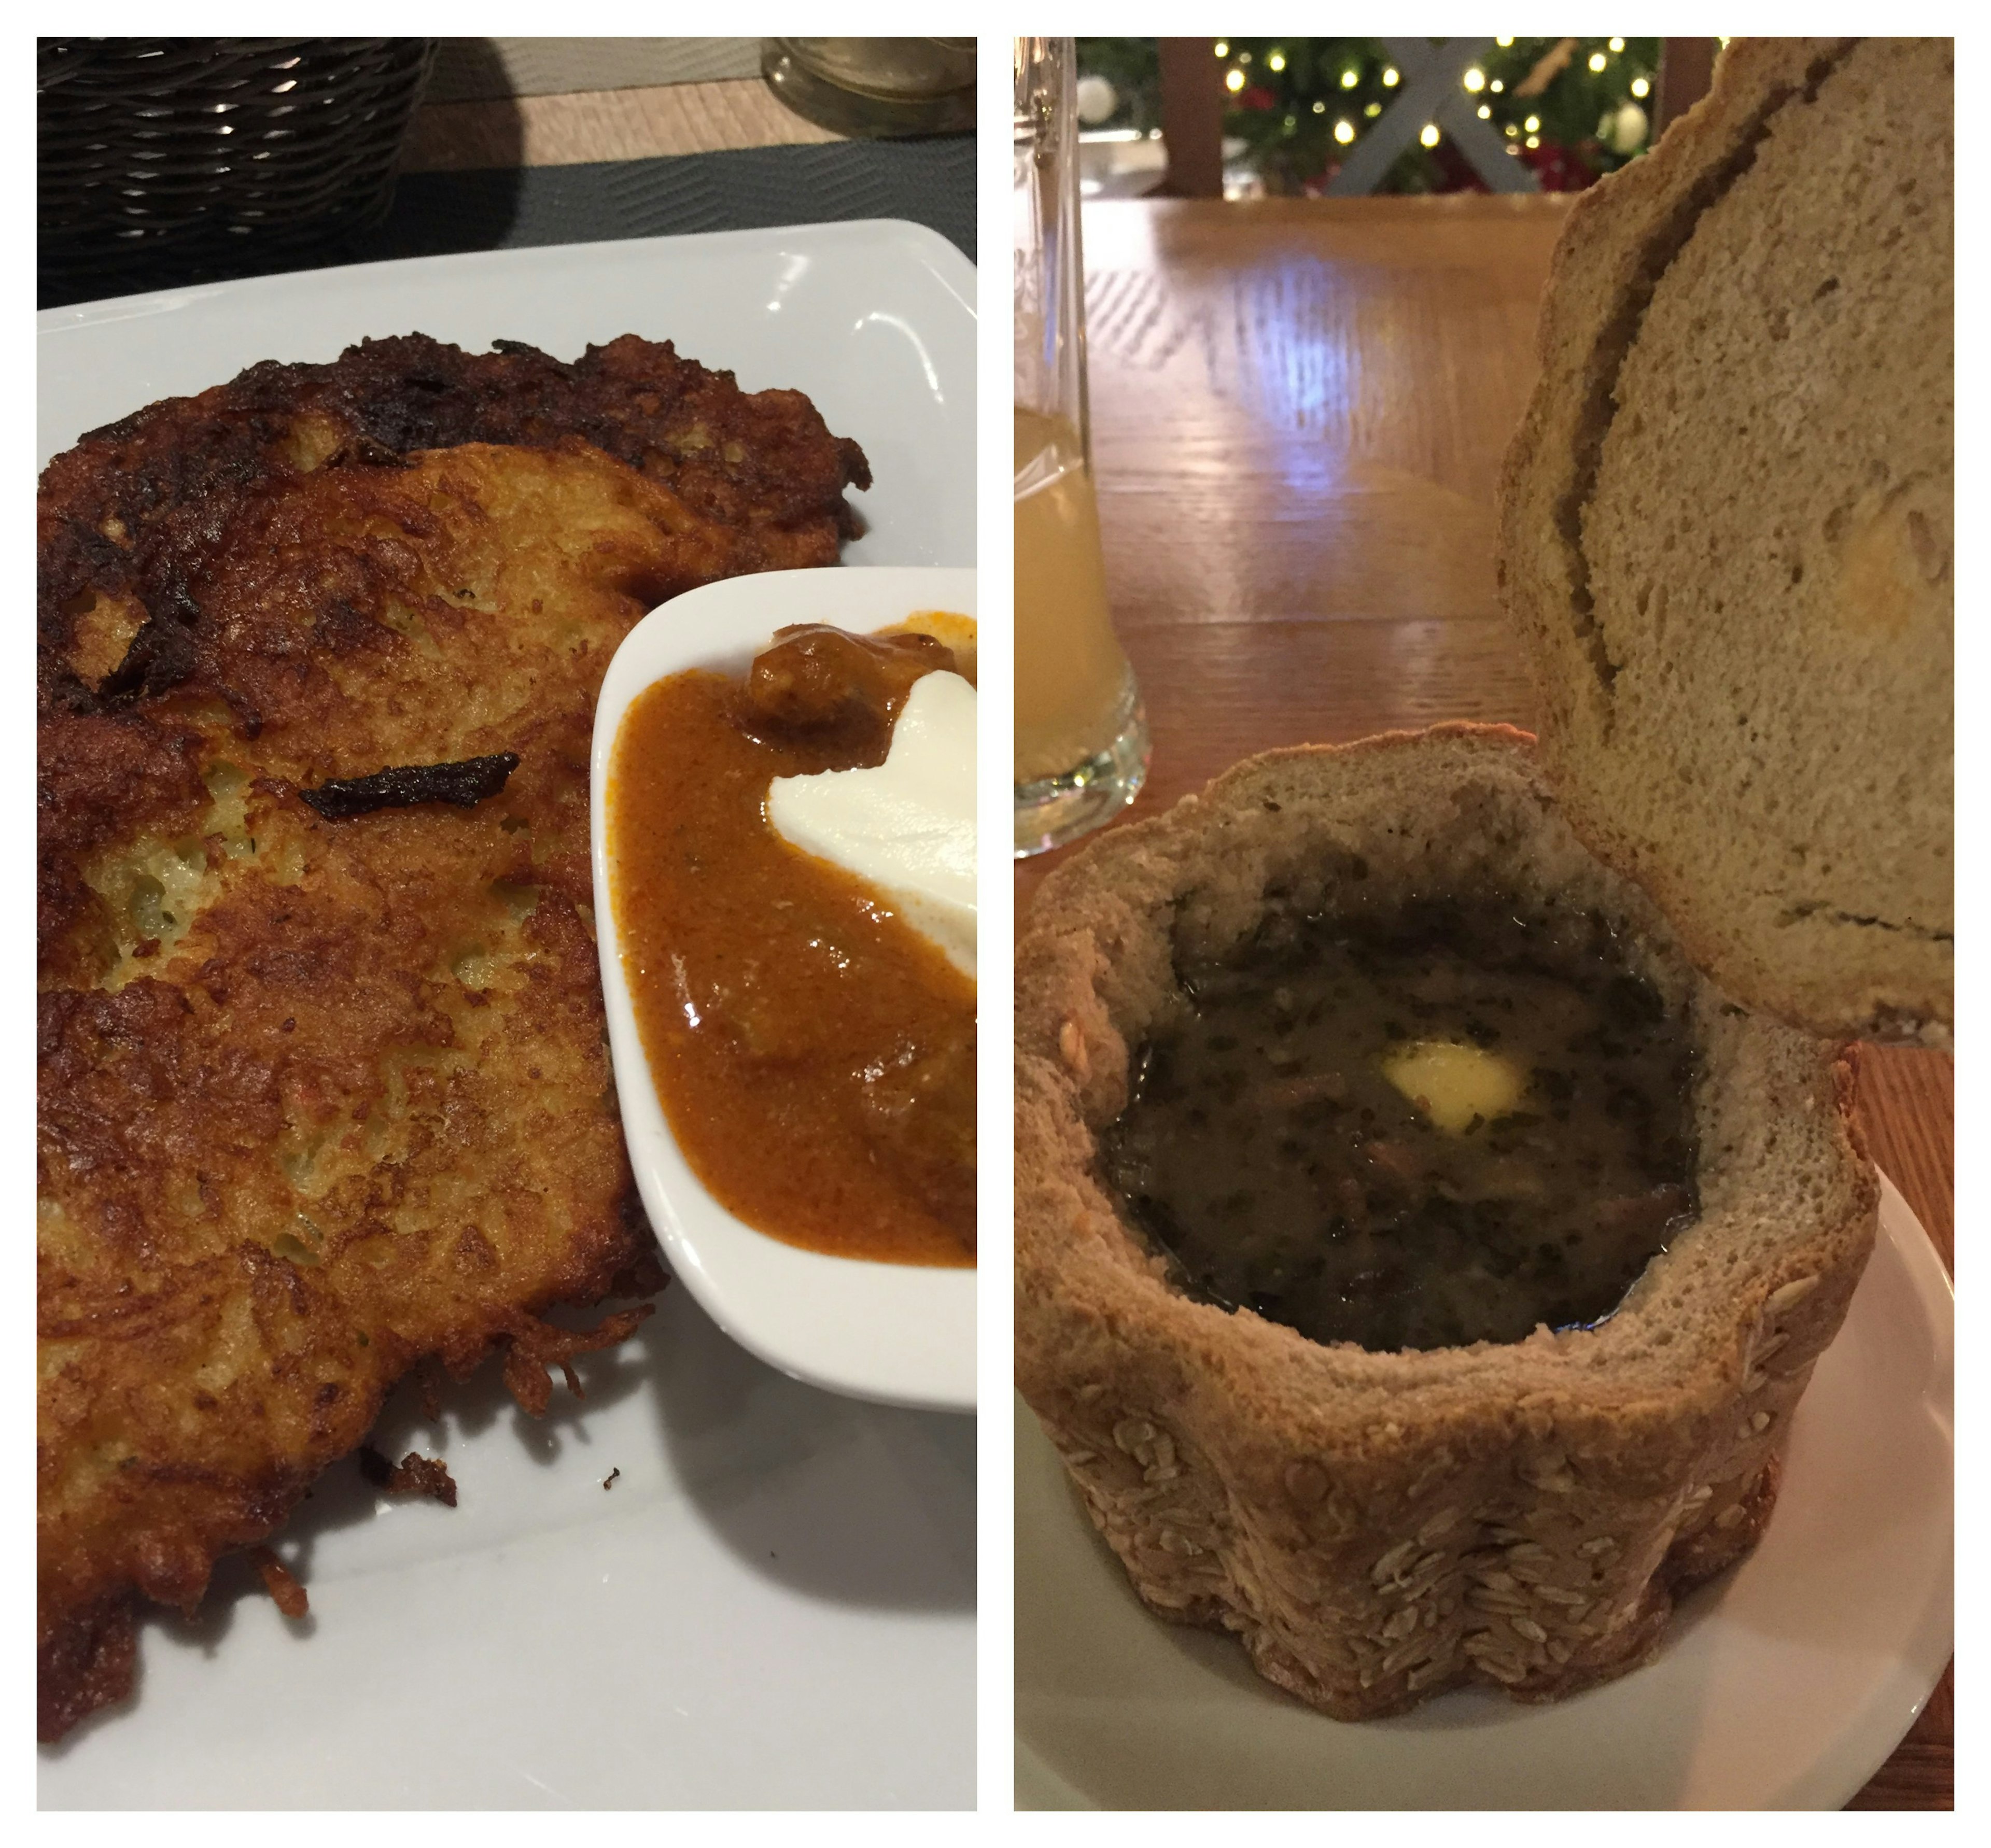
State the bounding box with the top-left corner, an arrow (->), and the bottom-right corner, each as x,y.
37,337 -> 871,1741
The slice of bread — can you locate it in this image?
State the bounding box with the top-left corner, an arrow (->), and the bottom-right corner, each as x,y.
1498,38 -> 1952,1046
1015,728 -> 1876,1718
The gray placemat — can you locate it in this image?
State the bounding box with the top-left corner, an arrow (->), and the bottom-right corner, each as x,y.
359,138 -> 974,265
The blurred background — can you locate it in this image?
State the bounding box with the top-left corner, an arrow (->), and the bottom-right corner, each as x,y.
1072,36 -> 1706,200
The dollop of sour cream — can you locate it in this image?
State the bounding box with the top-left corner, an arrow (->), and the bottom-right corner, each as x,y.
767,670 -> 977,979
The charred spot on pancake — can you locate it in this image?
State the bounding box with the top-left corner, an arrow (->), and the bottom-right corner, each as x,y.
319,435 -> 413,471
300,751 -> 521,820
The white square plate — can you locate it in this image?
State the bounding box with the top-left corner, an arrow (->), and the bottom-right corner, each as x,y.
37,221 -> 977,1810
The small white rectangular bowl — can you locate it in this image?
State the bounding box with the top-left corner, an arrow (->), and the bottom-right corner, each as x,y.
590,565 -> 977,1413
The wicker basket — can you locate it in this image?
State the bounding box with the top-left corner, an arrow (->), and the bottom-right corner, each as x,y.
39,38 -> 437,298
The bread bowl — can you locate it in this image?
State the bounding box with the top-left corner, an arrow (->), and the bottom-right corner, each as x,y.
1015,727 -> 1876,1718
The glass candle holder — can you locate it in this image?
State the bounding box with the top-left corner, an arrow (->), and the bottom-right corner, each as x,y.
763,38 -> 975,138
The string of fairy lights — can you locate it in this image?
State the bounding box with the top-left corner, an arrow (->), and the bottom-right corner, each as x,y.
1074,37 -> 1680,194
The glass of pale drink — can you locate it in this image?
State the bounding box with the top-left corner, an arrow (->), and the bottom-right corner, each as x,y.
1014,36 -> 1150,857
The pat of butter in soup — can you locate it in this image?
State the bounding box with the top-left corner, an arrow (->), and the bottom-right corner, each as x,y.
768,671 -> 977,980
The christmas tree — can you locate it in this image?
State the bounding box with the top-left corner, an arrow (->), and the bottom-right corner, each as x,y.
1075,37 -> 1663,195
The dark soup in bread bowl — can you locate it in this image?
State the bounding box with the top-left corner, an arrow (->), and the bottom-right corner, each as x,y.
1014,726 -> 1875,1718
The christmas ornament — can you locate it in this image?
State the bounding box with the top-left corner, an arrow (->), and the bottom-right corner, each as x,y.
1075,73 -> 1119,126
1608,101 -> 1649,155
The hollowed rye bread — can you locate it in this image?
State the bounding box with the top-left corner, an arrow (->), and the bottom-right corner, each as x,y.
1015,728 -> 1876,1719
1499,37 -> 1953,1046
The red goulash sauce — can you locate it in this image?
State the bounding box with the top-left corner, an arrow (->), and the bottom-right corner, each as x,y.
607,619 -> 976,1266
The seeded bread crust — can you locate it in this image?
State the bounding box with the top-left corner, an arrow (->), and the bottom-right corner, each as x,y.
1497,38 -> 1953,1047
1015,728 -> 1876,1718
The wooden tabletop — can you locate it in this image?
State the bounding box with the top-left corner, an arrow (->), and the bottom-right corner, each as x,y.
1016,195 -> 1952,1810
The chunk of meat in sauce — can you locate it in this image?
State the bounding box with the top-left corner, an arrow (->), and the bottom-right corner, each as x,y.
736,624 -> 957,760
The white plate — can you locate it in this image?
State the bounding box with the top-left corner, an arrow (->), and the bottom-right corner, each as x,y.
38,223 -> 976,1809
592,567 -> 977,1414
1016,1172 -> 1952,1811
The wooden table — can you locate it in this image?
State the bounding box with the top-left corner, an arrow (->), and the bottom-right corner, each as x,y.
1017,196 -> 1952,1810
